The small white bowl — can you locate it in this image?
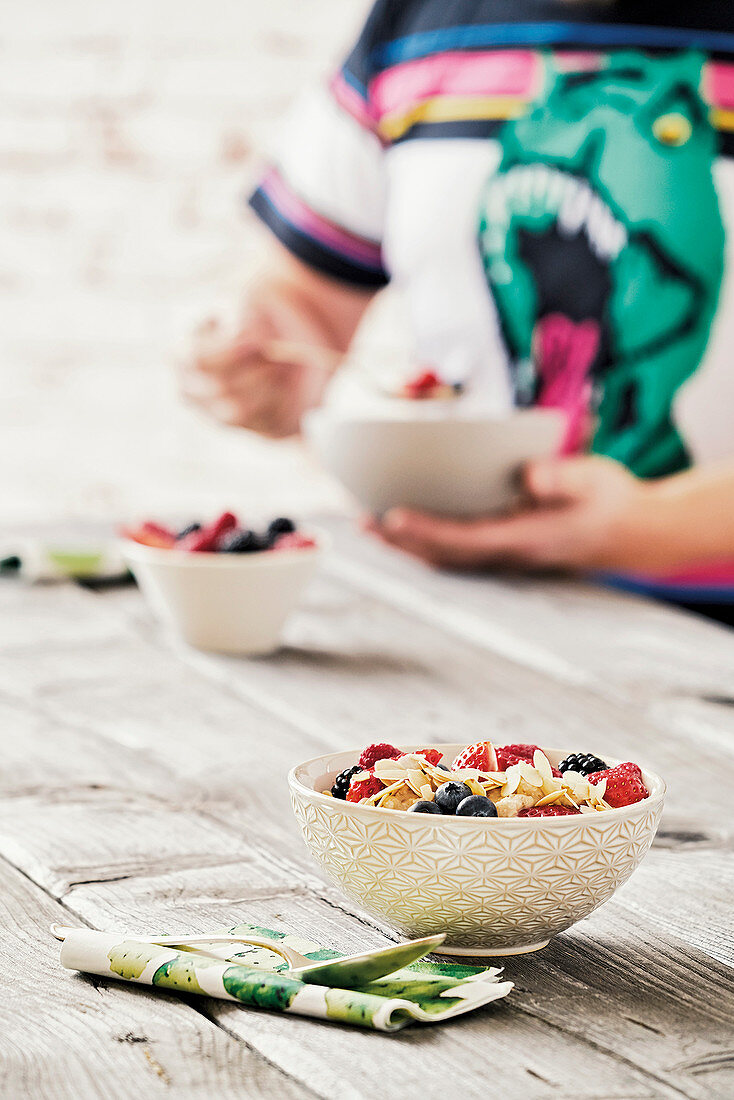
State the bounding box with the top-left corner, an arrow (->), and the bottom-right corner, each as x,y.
122,532 -> 326,655
305,408 -> 564,516
289,744 -> 665,956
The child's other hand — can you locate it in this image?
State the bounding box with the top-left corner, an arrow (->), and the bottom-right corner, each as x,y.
180,251 -> 374,438
182,306 -> 327,439
364,456 -> 658,573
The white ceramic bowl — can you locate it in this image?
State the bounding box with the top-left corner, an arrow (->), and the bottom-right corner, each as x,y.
305,409 -> 564,516
289,744 -> 665,956
122,532 -> 325,655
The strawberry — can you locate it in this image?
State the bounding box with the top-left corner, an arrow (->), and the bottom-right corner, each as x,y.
345,771 -> 384,803
179,512 -> 237,552
414,748 -> 443,766
122,522 -> 176,549
588,762 -> 648,808
272,532 -> 317,552
358,743 -> 403,769
518,805 -> 581,817
452,741 -> 498,772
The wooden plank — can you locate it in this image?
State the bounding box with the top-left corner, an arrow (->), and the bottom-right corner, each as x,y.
0,793 -> 268,897
0,858 -> 312,1100
107,573 -> 734,834
3,535 -> 733,1097
63,865 -> 709,1100
64,859 -> 734,1100
322,518 -> 734,702
0,694 -> 189,803
8,579 -> 732,950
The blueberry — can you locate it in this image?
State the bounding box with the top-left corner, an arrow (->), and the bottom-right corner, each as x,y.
434,781 -> 472,815
177,522 -> 201,540
408,800 -> 443,814
455,795 -> 498,818
559,752 -> 608,777
223,529 -> 268,554
268,517 -> 296,539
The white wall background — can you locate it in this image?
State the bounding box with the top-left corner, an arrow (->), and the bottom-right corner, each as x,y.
1,0 -> 381,525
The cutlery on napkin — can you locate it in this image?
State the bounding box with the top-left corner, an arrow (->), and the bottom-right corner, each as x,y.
52,923 -> 513,1032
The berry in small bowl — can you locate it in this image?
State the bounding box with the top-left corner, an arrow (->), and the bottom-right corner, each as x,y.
121,513 -> 325,655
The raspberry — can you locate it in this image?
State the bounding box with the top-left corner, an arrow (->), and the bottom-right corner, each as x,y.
272,532 -> 317,551
414,748 -> 443,767
358,743 -> 403,770
452,741 -> 498,772
588,762 -> 648,808
495,743 -> 540,770
345,771 -> 384,803
518,805 -> 581,817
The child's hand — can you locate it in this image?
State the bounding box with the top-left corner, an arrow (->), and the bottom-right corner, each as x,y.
182,303 -> 329,438
180,251 -> 375,438
365,456 -> 659,573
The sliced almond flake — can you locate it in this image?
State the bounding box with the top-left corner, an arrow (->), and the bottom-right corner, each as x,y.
562,772 -> 592,800
578,804 -> 596,814
534,791 -> 567,807
420,762 -> 455,785
533,750 -> 554,782
466,778 -> 486,797
408,768 -> 427,786
589,777 -> 607,799
420,784 -> 434,801
517,762 -> 544,787
364,779 -> 404,806
541,776 -> 564,797
374,758 -> 410,780
502,767 -> 522,796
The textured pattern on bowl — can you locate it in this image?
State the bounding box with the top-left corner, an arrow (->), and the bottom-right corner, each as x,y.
289,745 -> 665,955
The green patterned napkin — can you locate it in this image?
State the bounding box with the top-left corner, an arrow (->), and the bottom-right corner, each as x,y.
59,922 -> 513,1032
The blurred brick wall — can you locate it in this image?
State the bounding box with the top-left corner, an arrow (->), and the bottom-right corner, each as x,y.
1,0 -> 371,523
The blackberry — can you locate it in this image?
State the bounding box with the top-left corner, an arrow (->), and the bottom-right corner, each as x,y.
331,765 -> 361,800
559,752 -> 608,777
177,522 -> 201,540
223,529 -> 268,553
268,517 -> 296,540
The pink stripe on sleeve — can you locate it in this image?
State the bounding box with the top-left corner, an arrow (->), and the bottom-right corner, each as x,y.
370,50 -> 541,119
329,71 -> 378,131
705,60 -> 734,109
260,169 -> 383,268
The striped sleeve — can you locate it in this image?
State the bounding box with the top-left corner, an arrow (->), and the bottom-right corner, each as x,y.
248,85 -> 388,288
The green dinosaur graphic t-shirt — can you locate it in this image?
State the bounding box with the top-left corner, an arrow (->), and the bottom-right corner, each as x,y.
251,1 -> 734,603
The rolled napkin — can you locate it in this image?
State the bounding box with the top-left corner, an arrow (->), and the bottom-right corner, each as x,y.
59,922 -> 513,1032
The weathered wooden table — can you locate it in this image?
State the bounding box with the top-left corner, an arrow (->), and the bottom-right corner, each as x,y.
2,518 -> 733,1099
